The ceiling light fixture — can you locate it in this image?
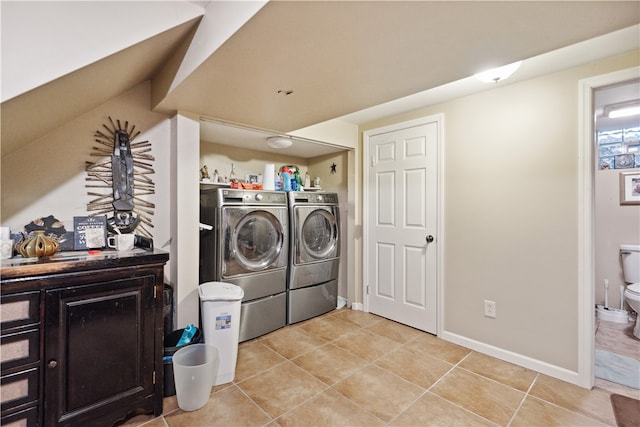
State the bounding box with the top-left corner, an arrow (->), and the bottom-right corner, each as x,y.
606,100 -> 640,119
474,61 -> 523,83
267,136 -> 293,149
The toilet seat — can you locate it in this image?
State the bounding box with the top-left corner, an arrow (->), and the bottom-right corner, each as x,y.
626,283 -> 640,296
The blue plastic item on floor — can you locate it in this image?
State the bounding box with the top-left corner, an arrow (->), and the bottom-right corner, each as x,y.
176,324 -> 196,346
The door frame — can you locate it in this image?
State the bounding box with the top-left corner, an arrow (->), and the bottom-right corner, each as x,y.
578,66 -> 639,389
362,114 -> 444,336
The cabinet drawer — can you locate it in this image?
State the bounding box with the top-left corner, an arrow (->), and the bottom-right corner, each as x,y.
1,368 -> 39,413
1,329 -> 39,371
1,293 -> 40,331
0,405 -> 38,427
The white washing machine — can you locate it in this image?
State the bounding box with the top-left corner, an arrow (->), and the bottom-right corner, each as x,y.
287,191 -> 340,324
200,188 -> 288,341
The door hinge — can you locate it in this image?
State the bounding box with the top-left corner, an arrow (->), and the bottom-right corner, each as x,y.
370,156 -> 375,167
154,285 -> 157,299
366,285 -> 369,295
153,370 -> 156,384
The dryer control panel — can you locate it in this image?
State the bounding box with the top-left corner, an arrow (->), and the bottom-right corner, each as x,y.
289,192 -> 338,205
219,189 -> 287,206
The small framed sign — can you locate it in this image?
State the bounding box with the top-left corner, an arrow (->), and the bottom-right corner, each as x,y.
620,171 -> 640,205
73,215 -> 108,249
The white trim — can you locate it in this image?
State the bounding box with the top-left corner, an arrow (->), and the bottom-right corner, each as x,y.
362,114 -> 444,336
577,66 -> 639,389
351,302 -> 364,311
441,331 -> 582,385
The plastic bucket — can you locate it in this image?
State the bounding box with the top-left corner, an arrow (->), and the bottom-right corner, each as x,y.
163,327 -> 202,397
172,344 -> 219,411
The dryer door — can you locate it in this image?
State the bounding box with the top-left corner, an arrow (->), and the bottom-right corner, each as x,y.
222,208 -> 287,277
296,207 -> 339,264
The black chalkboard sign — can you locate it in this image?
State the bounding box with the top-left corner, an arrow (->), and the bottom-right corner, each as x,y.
73,215 -> 107,250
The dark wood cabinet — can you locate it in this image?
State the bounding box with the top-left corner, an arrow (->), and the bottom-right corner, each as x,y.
1,251 -> 169,426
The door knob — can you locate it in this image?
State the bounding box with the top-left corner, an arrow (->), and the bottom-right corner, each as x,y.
426,235 -> 434,243
48,359 -> 58,369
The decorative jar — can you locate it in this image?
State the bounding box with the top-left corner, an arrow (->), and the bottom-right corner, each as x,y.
16,230 -> 60,257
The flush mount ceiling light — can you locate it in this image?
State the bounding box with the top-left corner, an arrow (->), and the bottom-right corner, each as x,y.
474,61 -> 523,83
267,136 -> 293,149
605,100 -> 640,119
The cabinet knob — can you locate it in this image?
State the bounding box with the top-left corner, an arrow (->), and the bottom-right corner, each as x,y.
48,359 -> 58,369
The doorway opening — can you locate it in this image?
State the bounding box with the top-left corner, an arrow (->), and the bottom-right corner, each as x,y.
578,66 -> 640,390
593,79 -> 640,391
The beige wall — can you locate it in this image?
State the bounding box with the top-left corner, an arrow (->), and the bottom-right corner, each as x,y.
595,168 -> 640,308
1,82 -> 175,279
360,50 -> 639,372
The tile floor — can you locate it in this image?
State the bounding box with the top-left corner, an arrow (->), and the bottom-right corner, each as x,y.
594,316 -> 640,390
125,309 -> 639,427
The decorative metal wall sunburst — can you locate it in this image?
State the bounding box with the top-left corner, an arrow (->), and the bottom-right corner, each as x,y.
85,117 -> 155,237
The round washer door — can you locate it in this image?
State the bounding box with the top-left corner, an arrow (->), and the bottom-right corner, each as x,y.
299,208 -> 339,262
228,210 -> 285,274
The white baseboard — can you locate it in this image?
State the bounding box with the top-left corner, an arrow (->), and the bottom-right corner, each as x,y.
351,302 -> 364,311
440,330 -> 583,388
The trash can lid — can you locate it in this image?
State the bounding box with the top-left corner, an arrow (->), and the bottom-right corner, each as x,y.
198,281 -> 244,301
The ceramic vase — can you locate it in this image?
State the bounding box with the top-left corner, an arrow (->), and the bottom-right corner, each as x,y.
16,230 -> 60,258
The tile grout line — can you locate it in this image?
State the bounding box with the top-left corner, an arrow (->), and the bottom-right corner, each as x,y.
228,382 -> 281,426
505,372 -> 539,427
270,312 -> 391,426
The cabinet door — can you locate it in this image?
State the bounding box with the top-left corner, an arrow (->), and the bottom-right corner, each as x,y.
44,275 -> 156,426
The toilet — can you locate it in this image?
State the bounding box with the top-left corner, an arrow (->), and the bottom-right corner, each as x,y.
621,244 -> 640,339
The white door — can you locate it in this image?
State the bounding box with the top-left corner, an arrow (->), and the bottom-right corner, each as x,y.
365,117 -> 440,334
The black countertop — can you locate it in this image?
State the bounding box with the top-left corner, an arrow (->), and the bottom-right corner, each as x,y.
0,249 -> 169,280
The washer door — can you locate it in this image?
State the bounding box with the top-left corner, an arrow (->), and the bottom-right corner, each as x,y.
223,209 -> 286,277
297,207 -> 339,263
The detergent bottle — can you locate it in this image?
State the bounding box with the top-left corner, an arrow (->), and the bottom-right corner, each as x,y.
282,168 -> 292,191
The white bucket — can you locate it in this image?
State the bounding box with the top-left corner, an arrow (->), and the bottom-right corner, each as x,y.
595,305 -> 629,324
172,344 -> 219,411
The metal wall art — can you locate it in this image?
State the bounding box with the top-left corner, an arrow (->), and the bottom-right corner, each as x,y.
85,117 -> 155,236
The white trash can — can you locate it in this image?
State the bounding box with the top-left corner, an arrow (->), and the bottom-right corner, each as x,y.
172,344 -> 219,411
198,282 -> 244,386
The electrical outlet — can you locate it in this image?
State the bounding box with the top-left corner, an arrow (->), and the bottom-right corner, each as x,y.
484,300 -> 496,318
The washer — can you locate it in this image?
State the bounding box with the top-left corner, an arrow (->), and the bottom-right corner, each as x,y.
200,188 -> 288,341
287,191 -> 340,324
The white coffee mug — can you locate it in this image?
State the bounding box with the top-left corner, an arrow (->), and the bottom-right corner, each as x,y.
0,239 -> 14,260
107,234 -> 135,251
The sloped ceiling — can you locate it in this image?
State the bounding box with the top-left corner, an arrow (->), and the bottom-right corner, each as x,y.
1,19 -> 200,157
1,1 -> 639,157
154,1 -> 640,133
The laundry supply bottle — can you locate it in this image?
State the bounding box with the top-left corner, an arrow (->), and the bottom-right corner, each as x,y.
282,168 -> 292,191
275,172 -> 282,191
294,170 -> 302,190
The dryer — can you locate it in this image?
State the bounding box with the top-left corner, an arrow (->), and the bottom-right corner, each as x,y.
287,191 -> 340,324
200,188 -> 288,341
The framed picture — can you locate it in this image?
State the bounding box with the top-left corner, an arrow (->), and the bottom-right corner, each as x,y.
246,174 -> 261,184
620,171 -> 640,205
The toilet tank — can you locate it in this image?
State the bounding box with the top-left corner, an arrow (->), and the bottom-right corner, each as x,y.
620,245 -> 640,284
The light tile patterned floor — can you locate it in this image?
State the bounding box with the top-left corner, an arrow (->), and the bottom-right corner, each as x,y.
595,316 -> 640,390
125,309 -> 636,427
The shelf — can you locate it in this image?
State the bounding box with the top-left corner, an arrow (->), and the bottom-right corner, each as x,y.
199,181 -> 231,187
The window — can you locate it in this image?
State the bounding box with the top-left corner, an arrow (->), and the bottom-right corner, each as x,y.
597,126 -> 640,170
